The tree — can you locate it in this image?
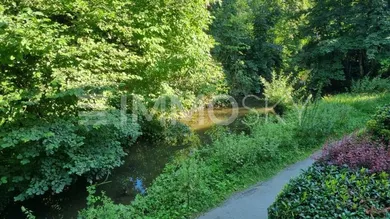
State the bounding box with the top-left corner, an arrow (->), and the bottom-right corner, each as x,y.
299,0 -> 390,90
271,0 -> 311,72
210,0 -> 282,95
0,0 -> 223,201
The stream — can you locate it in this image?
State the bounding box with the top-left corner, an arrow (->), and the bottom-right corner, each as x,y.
1,96 -> 268,219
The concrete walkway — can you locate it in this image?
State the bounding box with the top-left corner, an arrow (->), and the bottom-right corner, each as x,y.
198,156 -> 317,219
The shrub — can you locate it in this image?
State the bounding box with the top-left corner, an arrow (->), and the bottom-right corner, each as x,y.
80,155 -> 221,219
0,111 -> 141,201
318,135 -> 390,173
250,116 -> 299,151
210,133 -> 278,173
269,164 -> 390,218
204,125 -> 231,144
138,115 -> 199,147
260,72 -> 297,109
367,104 -> 390,142
79,187 -> 131,219
351,77 -> 390,94
161,122 -> 200,146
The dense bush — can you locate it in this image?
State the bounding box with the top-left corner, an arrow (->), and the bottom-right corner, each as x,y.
0,0 -> 225,110
318,135 -> 390,173
0,111 -> 141,201
367,104 -> 390,142
80,154 -> 220,219
210,129 -> 281,172
0,0 -> 226,204
250,116 -> 299,151
351,77 -> 390,94
268,164 -> 390,218
297,93 -> 390,142
260,72 -> 296,109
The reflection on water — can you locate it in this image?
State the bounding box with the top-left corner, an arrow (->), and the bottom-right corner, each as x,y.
1,180 -> 89,219
96,142 -> 183,205
182,95 -> 272,134
130,177 -> 146,195
1,142 -> 184,219
183,106 -> 273,132
1,95 -> 268,219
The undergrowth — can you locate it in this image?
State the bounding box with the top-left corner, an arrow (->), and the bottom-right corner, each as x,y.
268,164 -> 390,218
78,93 -> 390,219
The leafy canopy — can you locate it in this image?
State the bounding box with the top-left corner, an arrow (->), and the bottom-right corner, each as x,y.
0,0 -> 223,201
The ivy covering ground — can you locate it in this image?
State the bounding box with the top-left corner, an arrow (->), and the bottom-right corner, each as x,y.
269,164 -> 390,218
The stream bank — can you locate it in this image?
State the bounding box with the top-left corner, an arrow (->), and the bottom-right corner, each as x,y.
1,96 -> 267,219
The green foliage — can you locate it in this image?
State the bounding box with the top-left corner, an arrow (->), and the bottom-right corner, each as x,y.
79,186 -> 131,219
210,132 -> 280,172
130,157 -> 219,218
80,115 -> 301,219
0,111 -> 140,201
367,104 -> 390,142
260,72 -> 297,108
138,115 -> 200,147
324,93 -> 390,115
210,0 -> 282,95
299,0 -> 390,89
158,122 -> 199,147
0,0 -> 225,121
272,0 -> 311,71
0,0 -> 225,202
296,100 -> 363,147
80,93 -> 390,219
252,116 -> 299,151
21,206 -> 36,219
2,0 -> 390,214
268,164 -> 390,218
296,93 -> 390,148
210,0 -> 254,95
351,77 -> 390,94
204,125 -> 230,142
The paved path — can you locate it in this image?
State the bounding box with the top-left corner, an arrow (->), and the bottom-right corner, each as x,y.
198,156 -> 317,219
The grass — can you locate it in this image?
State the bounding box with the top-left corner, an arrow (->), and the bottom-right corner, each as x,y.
324,93 -> 390,115
79,92 -> 390,219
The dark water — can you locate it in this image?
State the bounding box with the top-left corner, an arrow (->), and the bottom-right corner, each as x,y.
1,96 -> 268,219
0,142 -> 184,219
